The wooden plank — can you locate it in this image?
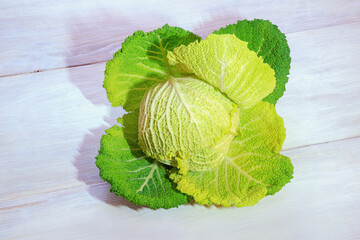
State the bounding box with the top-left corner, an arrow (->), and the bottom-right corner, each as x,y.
1,137 -> 359,240
277,21 -> 360,149
0,63 -> 125,201
0,22 -> 360,203
1,0 -> 359,76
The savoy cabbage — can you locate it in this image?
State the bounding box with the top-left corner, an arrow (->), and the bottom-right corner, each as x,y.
96,20 -> 293,209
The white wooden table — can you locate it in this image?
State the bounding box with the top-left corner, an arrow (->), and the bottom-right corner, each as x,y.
1,1 -> 360,239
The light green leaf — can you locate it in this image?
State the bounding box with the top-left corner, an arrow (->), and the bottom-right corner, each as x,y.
170,101 -> 293,206
237,101 -> 286,153
104,24 -> 201,112
138,76 -> 240,174
213,19 -> 291,105
171,150 -> 292,207
96,120 -> 189,210
167,34 -> 276,109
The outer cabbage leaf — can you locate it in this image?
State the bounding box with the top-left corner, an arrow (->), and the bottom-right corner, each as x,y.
167,34 -> 276,109
96,117 -> 189,210
104,24 -> 201,111
170,102 -> 293,206
138,77 -> 240,174
213,19 -> 291,105
237,100 -> 286,153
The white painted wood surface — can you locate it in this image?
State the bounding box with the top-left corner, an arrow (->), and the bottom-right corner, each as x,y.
2,138 -> 360,239
1,0 -> 360,76
1,1 -> 360,239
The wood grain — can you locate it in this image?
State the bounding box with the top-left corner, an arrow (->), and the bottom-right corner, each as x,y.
1,20 -> 359,209
1,23 -> 359,202
1,0 -> 359,76
0,63 -> 124,201
277,21 -> 360,149
1,1 -> 360,239
2,137 -> 359,240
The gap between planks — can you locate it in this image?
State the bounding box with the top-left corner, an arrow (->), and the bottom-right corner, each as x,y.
282,135 -> 360,152
1,135 -> 360,209
0,182 -> 105,209
0,19 -> 359,79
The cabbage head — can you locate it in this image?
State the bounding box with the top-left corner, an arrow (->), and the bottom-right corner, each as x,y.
138,76 -> 240,174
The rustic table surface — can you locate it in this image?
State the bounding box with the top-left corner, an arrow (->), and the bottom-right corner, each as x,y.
1,1 -> 360,239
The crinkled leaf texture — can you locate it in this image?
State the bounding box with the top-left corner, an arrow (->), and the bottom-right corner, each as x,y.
104,24 -> 201,111
98,25 -> 201,209
168,34 -> 276,109
170,102 -> 293,207
138,76 -> 240,173
96,122 -> 189,210
99,22 -> 292,209
213,19 -> 291,105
